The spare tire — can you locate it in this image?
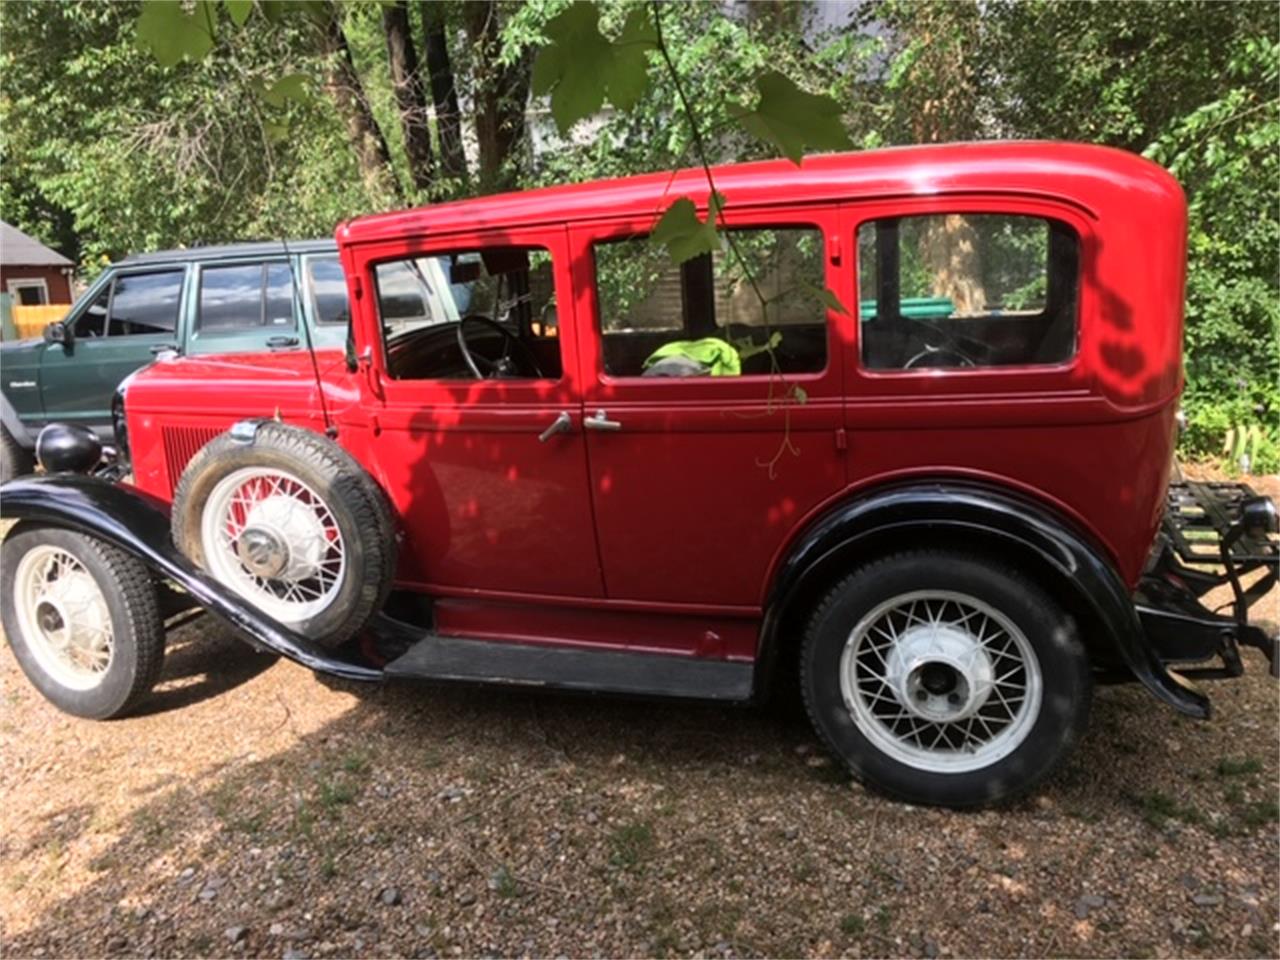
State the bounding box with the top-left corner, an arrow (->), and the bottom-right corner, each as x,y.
172,422 -> 395,649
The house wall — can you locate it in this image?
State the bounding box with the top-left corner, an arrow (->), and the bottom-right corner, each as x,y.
1,265 -> 73,303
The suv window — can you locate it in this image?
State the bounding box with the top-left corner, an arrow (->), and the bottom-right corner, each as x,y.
593,227 -> 827,377
107,271 -> 184,337
198,262 -> 297,333
374,247 -> 560,380
307,257 -> 350,326
856,214 -> 1078,370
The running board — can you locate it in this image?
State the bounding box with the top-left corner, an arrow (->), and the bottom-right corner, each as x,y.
382,633 -> 754,701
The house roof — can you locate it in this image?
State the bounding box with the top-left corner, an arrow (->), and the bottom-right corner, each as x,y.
0,220 -> 73,267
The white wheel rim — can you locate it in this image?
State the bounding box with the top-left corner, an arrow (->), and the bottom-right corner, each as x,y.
14,545 -> 115,690
839,590 -> 1043,774
201,466 -> 346,624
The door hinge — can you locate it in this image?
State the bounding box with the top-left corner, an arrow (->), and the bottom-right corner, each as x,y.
835,427 -> 848,451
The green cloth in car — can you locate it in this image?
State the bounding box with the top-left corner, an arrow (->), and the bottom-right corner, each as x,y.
642,337 -> 742,376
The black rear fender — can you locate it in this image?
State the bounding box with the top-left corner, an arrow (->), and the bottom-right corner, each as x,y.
758,481 -> 1210,718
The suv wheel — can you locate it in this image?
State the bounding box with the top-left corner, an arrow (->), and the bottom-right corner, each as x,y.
172,423 -> 395,649
2,522 -> 165,719
1,423 -> 35,483
801,550 -> 1091,807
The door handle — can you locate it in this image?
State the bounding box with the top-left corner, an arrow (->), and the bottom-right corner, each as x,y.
538,411 -> 573,442
149,342 -> 179,356
584,409 -> 621,432
267,335 -> 300,348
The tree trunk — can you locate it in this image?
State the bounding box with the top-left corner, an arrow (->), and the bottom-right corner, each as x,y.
464,0 -> 531,192
923,215 -> 985,314
382,1 -> 435,198
317,1 -> 403,205
420,0 -> 468,183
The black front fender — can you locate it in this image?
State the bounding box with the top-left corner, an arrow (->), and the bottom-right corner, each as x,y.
759,481 -> 1210,718
0,475 -> 381,682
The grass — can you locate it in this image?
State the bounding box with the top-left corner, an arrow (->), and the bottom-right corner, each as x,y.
874,905 -> 892,934
1133,790 -> 1206,829
342,750 -> 370,775
840,913 -> 865,935
318,778 -> 358,813
491,864 -> 520,899
1215,756 -> 1262,778
608,820 -> 655,872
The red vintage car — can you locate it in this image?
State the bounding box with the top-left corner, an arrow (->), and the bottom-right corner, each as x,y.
2,142 -> 1275,808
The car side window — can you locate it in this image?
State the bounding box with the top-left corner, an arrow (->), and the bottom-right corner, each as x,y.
856,214 -> 1079,370
593,227 -> 827,377
198,262 -> 297,333
72,284 -> 111,338
307,257 -> 350,326
107,270 -> 183,337
374,246 -> 562,381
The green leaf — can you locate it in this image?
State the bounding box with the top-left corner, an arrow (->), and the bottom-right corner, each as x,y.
532,1 -> 656,133
262,72 -> 310,108
804,283 -> 852,316
224,0 -> 253,27
730,70 -> 853,164
136,0 -> 216,66
650,193 -> 723,265
609,5 -> 657,112
791,385 -> 808,405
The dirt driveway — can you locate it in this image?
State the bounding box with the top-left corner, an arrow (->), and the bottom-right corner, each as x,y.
2,602 -> 1277,959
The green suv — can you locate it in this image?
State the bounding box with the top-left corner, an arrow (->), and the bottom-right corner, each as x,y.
1,240 -> 348,481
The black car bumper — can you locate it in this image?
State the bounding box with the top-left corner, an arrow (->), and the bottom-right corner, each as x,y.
1137,480 -> 1279,681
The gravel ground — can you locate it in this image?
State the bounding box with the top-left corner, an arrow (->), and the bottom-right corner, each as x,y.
1,476 -> 1277,959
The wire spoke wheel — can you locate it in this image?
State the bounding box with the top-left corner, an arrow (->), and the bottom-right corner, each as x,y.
839,590 -> 1042,774
202,466 -> 346,623
13,545 -> 115,691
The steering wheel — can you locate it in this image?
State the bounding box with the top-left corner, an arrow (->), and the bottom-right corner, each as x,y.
455,314 -> 544,379
903,343 -> 977,369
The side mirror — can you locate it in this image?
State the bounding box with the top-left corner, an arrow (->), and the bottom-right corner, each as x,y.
42,321 -> 73,348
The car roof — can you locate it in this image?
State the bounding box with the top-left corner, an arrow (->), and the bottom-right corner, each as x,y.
119,239 -> 337,266
338,141 -> 1183,244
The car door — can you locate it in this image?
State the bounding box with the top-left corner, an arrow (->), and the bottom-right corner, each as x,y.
570,206 -> 851,608
39,266 -> 187,434
187,257 -> 301,356
354,226 -> 604,599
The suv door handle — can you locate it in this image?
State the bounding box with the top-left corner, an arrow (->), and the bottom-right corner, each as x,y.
267,335 -> 300,348
538,411 -> 573,442
584,409 -> 622,432
149,343 -> 179,356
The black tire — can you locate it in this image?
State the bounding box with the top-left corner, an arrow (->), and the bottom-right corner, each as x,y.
1,522 -> 165,719
801,550 -> 1091,808
1,423 -> 35,483
172,422 -> 395,649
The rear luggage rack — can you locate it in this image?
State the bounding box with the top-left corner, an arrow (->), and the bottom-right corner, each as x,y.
1164,481 -> 1279,567
1137,480 -> 1278,683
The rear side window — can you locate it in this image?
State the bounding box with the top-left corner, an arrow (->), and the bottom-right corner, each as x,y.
107,271 -> 183,337
198,262 -> 297,333
856,214 -> 1078,370
593,227 -> 827,377
307,257 -> 350,326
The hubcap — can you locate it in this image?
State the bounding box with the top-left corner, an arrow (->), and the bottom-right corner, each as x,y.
202,467 -> 346,624
14,546 -> 114,690
839,590 -> 1042,774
